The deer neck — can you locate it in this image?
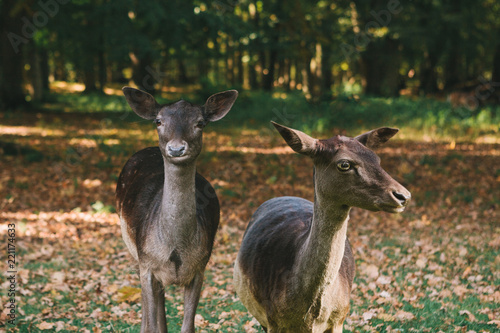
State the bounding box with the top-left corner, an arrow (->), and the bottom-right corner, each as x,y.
159,158 -> 198,244
295,173 -> 351,301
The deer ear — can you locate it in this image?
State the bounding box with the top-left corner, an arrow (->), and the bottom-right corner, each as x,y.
204,90 -> 238,122
122,87 -> 159,120
355,127 -> 399,149
272,121 -> 318,156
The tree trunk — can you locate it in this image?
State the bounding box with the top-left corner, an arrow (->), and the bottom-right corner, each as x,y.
236,49 -> 244,87
98,38 -> 106,91
360,37 -> 400,97
420,50 -> 439,94
444,44 -> 461,91
54,50 -> 67,81
0,0 -> 26,108
30,44 -> 43,102
249,58 -> 258,90
131,52 -> 155,95
213,37 -> 221,84
294,59 -> 300,91
492,41 -> 500,84
283,58 -> 291,91
83,57 -> 98,94
321,44 -> 333,97
41,48 -> 50,95
263,50 -> 277,91
177,59 -> 189,84
301,56 -> 312,95
443,0 -> 462,91
258,50 -> 266,89
309,43 -> 323,100
198,56 -> 209,80
226,40 -> 234,86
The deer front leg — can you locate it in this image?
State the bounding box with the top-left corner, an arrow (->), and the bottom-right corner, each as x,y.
156,281 -> 167,332
180,271 -> 204,333
140,268 -> 168,333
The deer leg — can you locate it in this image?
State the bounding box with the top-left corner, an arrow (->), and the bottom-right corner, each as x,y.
321,322 -> 346,333
180,271 -> 204,333
154,277 -> 167,332
139,269 -> 167,333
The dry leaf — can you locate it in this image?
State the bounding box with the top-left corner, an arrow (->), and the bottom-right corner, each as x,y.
54,321 -> 66,332
362,310 -> 377,321
37,322 -> 55,330
195,314 -> 208,328
243,320 -> 258,333
395,310 -> 415,321
114,286 -> 141,303
376,275 -> 392,285
459,310 -> 476,322
364,264 -> 379,279
377,313 -> 395,322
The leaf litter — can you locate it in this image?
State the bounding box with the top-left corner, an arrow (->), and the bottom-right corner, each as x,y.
0,111 -> 498,332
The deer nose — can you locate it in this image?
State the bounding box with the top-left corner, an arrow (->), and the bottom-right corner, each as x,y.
167,144 -> 186,157
392,191 -> 411,206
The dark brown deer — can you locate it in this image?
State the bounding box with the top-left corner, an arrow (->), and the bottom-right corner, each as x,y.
234,122 -> 411,333
116,87 -> 238,333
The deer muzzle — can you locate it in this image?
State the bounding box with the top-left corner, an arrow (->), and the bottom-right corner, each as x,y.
167,142 -> 187,157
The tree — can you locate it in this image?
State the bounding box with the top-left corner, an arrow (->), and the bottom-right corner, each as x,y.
1,0 -> 27,108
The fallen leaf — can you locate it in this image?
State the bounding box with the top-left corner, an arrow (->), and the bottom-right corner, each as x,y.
243,320 -> 258,333
377,313 -> 394,322
55,321 -> 65,332
376,275 -> 392,285
461,266 -> 472,278
459,310 -> 476,322
114,286 -> 141,303
195,314 -> 208,328
362,310 -> 377,321
395,310 -> 415,321
37,322 -> 55,330
364,264 -> 379,279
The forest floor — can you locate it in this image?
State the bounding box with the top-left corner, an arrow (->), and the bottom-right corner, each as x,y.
0,106 -> 499,332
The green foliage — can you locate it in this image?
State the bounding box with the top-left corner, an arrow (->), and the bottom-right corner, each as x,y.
3,0 -> 500,107
221,92 -> 500,139
40,90 -> 499,140
48,93 -> 130,113
91,201 -> 115,213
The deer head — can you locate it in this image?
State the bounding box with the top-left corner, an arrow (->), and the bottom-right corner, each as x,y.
123,87 -> 238,165
272,122 -> 411,213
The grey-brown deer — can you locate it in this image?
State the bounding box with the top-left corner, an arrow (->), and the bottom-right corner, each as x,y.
116,87 -> 238,333
234,122 -> 411,333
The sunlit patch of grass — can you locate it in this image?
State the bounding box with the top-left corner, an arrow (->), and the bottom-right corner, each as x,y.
33,89 -> 500,143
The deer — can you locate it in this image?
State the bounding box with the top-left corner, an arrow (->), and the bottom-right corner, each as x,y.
116,87 -> 238,333
234,122 -> 411,333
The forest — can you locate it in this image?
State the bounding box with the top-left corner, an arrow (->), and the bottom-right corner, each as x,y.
0,0 -> 499,332
1,0 -> 500,106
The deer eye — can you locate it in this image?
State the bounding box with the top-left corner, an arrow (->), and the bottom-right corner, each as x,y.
196,120 -> 204,128
154,119 -> 162,126
337,160 -> 351,172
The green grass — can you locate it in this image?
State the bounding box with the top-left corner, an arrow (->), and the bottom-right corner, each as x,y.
34,90 -> 500,141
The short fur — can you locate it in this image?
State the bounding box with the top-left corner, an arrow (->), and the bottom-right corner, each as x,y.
117,87 -> 237,333
234,123 -> 410,333
116,147 -> 219,284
